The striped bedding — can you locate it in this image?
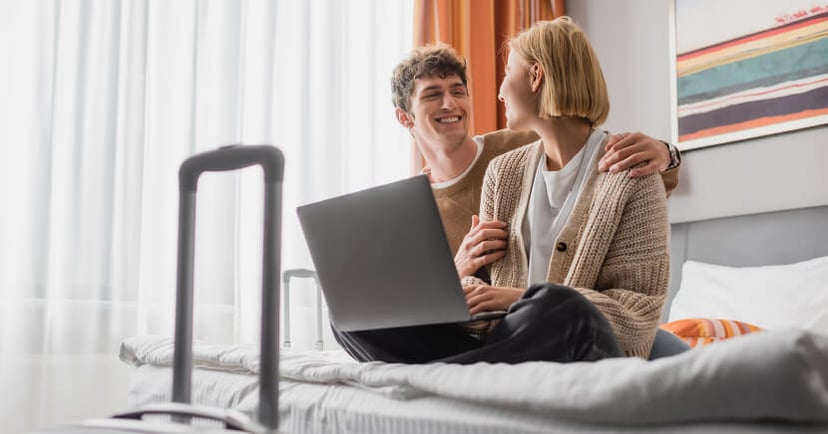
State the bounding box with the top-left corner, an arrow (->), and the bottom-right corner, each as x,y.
121,329 -> 828,433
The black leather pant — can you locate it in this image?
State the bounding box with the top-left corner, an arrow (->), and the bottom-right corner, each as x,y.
332,283 -> 623,364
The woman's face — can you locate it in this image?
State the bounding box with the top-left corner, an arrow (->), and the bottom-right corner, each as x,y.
498,51 -> 538,131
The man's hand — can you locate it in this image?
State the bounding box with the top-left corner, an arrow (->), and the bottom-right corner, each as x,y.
599,131 -> 670,178
454,215 -> 508,278
463,284 -> 524,314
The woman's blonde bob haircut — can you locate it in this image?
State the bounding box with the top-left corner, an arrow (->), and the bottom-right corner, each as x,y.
508,17 -> 609,126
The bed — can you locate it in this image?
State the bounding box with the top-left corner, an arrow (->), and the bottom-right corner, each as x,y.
118,205 -> 828,433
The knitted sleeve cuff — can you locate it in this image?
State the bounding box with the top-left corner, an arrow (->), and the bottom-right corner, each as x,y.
461,275 -> 487,287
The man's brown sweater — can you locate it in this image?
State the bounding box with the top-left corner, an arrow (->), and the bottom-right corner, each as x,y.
432,130 -> 538,255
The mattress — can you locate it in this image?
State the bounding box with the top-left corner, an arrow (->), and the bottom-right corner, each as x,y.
121,329 -> 828,433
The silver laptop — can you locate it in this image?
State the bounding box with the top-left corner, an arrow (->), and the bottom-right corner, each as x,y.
297,175 -> 506,331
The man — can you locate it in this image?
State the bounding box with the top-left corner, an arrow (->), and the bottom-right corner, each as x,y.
390,45 -> 680,278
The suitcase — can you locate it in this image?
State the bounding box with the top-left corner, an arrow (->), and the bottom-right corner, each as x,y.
281,269 -> 324,351
37,145 -> 285,433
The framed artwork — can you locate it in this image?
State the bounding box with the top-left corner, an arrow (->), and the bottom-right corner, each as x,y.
670,0 -> 828,150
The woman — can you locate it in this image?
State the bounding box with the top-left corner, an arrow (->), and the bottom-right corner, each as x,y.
461,16 -> 669,358
334,17 -> 668,364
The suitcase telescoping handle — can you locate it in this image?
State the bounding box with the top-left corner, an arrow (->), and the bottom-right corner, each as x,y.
174,144 -> 284,431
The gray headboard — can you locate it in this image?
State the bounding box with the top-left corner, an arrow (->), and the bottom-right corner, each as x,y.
664,205 -> 828,321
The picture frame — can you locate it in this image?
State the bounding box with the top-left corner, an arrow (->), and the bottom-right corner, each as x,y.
669,0 -> 828,151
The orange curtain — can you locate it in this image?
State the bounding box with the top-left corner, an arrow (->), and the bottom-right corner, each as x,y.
413,0 -> 564,135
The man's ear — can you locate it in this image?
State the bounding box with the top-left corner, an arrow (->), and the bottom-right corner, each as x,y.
530,63 -> 544,93
395,107 -> 414,129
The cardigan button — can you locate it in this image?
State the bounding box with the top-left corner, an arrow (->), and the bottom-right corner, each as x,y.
556,242 -> 567,252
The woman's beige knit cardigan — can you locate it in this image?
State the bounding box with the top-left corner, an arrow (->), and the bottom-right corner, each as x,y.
464,137 -> 670,358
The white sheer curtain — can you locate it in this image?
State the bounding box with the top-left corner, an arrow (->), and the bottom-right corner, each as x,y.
0,0 -> 413,431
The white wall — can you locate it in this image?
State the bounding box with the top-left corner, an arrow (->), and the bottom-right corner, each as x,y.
568,0 -> 828,223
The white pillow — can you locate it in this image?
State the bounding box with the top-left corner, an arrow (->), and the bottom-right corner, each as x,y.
669,256 -> 828,333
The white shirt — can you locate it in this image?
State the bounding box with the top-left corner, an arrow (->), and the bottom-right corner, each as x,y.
428,136 -> 485,188
523,129 -> 607,285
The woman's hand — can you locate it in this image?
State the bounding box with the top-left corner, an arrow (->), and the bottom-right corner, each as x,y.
599,131 -> 670,177
454,215 -> 508,278
463,284 -> 524,314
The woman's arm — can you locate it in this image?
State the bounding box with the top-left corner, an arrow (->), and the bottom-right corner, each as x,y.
572,172 -> 671,358
461,168 -> 524,314
459,161 -> 502,288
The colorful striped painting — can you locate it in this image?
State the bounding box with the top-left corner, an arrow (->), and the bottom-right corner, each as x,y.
673,0 -> 828,150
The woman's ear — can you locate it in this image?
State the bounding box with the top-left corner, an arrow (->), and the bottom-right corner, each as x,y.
530,63 -> 544,93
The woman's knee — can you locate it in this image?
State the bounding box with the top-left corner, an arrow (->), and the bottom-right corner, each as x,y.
523,282 -> 586,306
519,283 -> 609,325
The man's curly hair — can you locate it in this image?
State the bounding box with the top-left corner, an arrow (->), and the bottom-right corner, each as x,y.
391,44 -> 468,112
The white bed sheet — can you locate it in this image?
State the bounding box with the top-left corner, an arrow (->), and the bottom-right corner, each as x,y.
121,329 -> 828,433
126,364 -> 825,434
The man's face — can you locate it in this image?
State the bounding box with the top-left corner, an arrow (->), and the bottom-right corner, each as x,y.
399,74 -> 471,151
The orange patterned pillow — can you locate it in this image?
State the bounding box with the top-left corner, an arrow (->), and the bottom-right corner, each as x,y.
660,318 -> 763,348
